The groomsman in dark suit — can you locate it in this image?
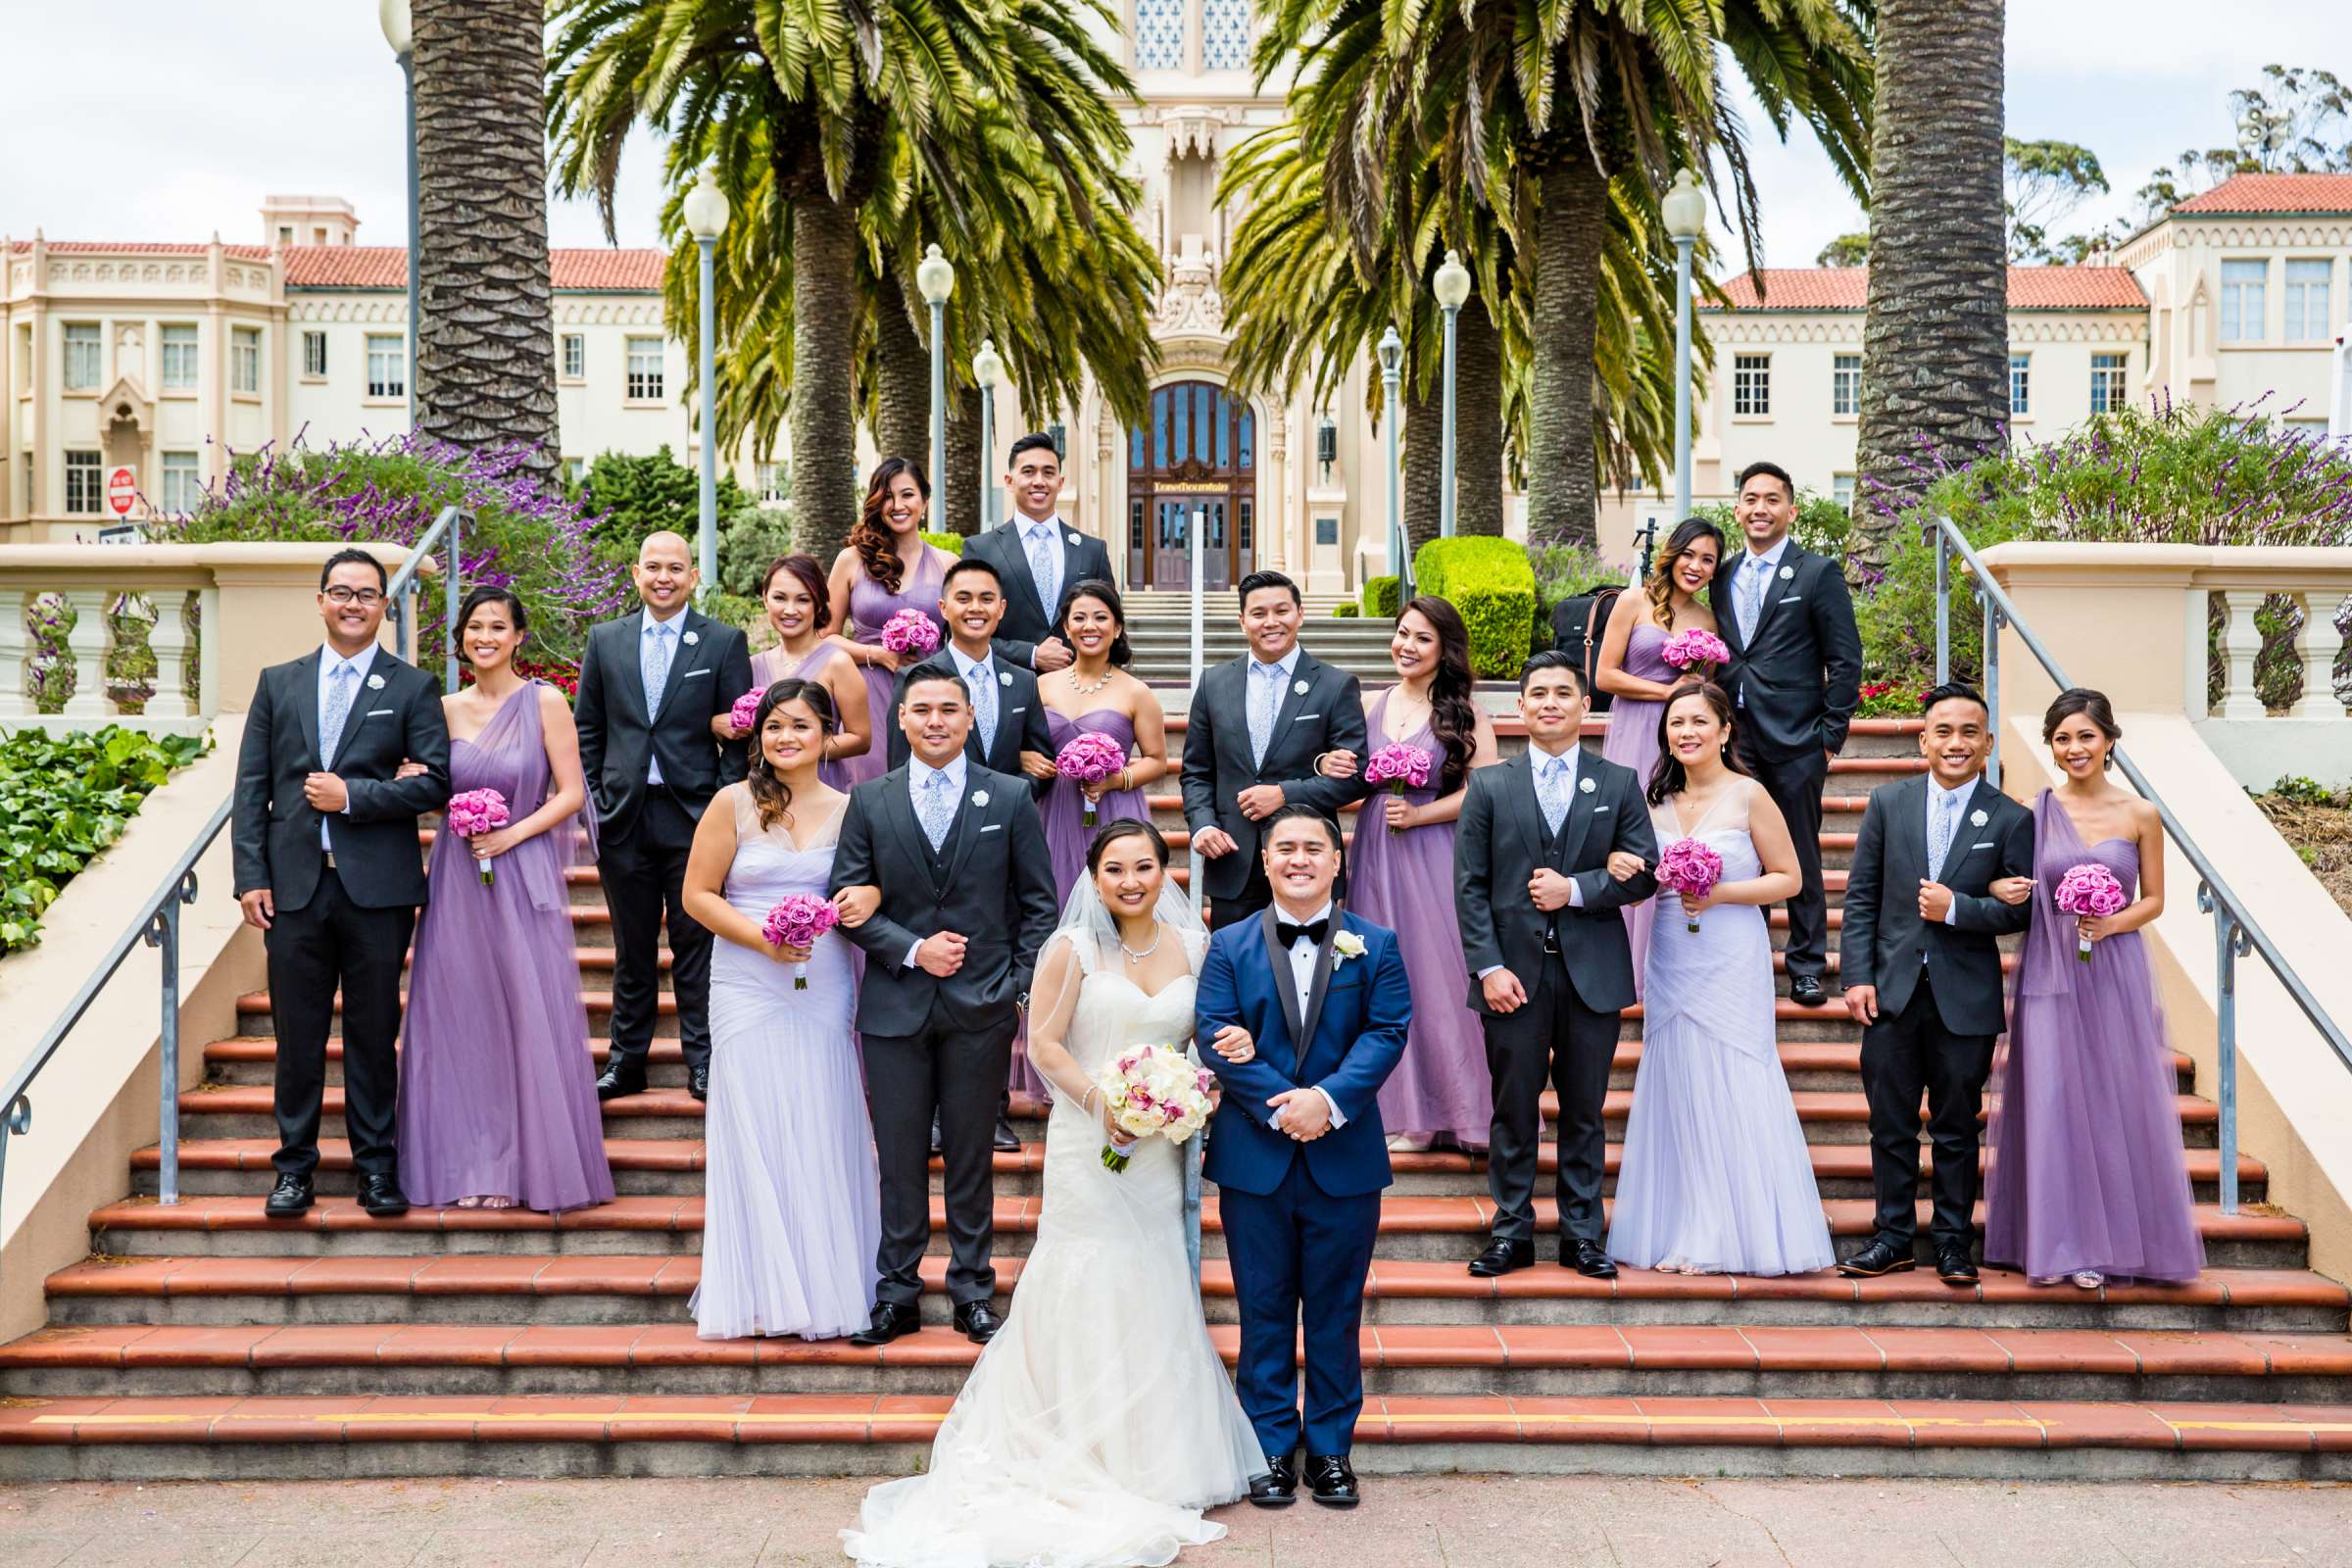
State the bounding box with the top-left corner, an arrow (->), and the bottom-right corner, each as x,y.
1710,460 -> 1862,1007
831,671 -> 1059,1348
959,432 -> 1117,672
1838,683 -> 2035,1285
231,548 -> 452,1218
1182,570 -> 1369,929
1454,653 -> 1657,1279
886,556 -> 1054,782
573,530 -> 754,1102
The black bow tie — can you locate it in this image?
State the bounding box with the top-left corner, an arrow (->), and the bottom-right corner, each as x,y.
1277,917 -> 1330,949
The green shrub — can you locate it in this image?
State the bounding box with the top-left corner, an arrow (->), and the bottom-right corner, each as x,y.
576,447 -> 750,573
0,727 -> 208,954
1527,543 -> 1630,656
920,531 -> 965,556
717,505 -> 796,598
1333,603 -> 1360,618
1360,576 -> 1400,618
1414,537 -> 1536,680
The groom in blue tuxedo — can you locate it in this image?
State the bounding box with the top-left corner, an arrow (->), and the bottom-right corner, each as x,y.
1197,805 -> 1410,1510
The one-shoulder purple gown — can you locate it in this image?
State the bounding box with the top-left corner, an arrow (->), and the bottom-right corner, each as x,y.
396,684 -> 615,1212
844,548 -> 950,788
1983,792 -> 2204,1284
1600,622 -> 1677,998
753,640 -> 857,791
1348,691 -> 1490,1149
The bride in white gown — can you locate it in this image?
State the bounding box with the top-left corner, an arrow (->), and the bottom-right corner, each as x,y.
844,819 -> 1266,1568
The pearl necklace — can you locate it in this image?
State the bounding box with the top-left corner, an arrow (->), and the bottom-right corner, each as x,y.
1117,926 -> 1162,965
1066,666 -> 1115,696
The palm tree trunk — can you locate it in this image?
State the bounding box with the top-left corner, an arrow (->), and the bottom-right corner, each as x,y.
790,193 -> 861,563
873,270 -> 930,468
1854,0 -> 2008,562
1402,373 -> 1442,558
942,381 -> 983,535
411,0 -> 558,476
1454,301 -> 1505,537
1526,153 -> 1610,548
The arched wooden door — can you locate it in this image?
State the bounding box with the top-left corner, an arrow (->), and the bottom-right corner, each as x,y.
1125,380 -> 1255,591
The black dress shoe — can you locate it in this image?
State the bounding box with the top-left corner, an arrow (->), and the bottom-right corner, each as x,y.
994,1111 -> 1021,1153
687,1063 -> 710,1102
849,1302 -> 921,1348
1565,1239 -> 1618,1279
1248,1454 -> 1298,1508
594,1061 -> 647,1101
1467,1238 -> 1534,1278
1838,1238 -> 1918,1278
1936,1243 -> 1981,1287
1305,1454 -> 1359,1508
1789,974 -> 1828,1006
356,1175 -> 411,1218
264,1174 -> 314,1218
954,1300 -> 1003,1345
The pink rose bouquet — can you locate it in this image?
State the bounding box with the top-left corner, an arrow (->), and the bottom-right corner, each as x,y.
1654,836 -> 1725,933
1096,1044 -> 1217,1173
445,789 -> 511,886
1054,730 -> 1129,826
730,688 -> 763,737
880,608 -> 942,659
762,893 -> 840,990
1661,627 -> 1731,672
2053,862 -> 2128,962
1363,742 -> 1434,833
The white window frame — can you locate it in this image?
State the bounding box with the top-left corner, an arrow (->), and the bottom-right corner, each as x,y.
366,334 -> 407,400
1732,354 -> 1771,417
2220,259 -> 2266,344
1832,471 -> 1856,509
230,326 -> 261,395
63,323 -> 102,391
162,325 -> 200,391
1831,354 -> 1861,417
561,332 -> 586,381
2089,351 -> 2129,415
2008,352 -> 2031,416
2284,260 -> 2332,344
302,330 -> 328,379
160,451 -> 203,514
64,450 -> 103,514
625,336 -> 664,402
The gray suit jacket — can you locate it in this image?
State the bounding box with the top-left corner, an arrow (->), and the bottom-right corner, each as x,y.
572,608 -> 754,839
1840,774 -> 2034,1035
885,648 -> 1054,784
962,517 -> 1117,670
1178,649 -> 1369,902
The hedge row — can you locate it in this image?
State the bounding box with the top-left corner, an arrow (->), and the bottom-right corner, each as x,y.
1412,537 -> 1536,679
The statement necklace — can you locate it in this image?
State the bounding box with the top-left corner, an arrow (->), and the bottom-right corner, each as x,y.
1117,926 -> 1162,966
1066,666 -> 1115,696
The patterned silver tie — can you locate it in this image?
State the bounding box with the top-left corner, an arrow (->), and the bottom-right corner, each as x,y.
917,768 -> 956,853
1537,754 -> 1571,839
1930,789 -> 1957,877
1028,524 -> 1059,620
1739,556 -> 1768,645
1249,662 -> 1281,769
642,621 -> 674,717
969,660 -> 999,753
320,662 -> 356,765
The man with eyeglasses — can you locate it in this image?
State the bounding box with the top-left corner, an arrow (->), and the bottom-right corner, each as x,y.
231,547 -> 452,1220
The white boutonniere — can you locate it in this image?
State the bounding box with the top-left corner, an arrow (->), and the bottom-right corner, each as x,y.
682,629 -> 700,646
1779,564 -> 1795,581
970,789 -> 990,808
1579,776 -> 1596,795
1970,808 -> 1989,827
999,670 -> 1014,686
1066,532 -> 1082,548
1294,678 -> 1310,696
1332,930 -> 1366,966
365,673 -> 385,691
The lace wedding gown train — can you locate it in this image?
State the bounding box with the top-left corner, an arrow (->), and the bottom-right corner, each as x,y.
844,928 -> 1263,1568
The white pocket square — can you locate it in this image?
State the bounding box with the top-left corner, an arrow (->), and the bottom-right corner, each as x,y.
1780,596 -> 1803,605
364,708 -> 395,717
979,823 -> 1004,833
1592,806 -> 1612,814
681,668 -> 710,679
1970,840 -> 1994,849
1296,712 -> 1321,720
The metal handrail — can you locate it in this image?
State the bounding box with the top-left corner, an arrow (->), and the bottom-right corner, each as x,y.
1934,517 -> 2352,1214
385,504 -> 466,694
0,794 -> 231,1218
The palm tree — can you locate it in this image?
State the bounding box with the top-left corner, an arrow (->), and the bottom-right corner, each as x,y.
413,0 -> 560,474
1853,0 -> 2008,556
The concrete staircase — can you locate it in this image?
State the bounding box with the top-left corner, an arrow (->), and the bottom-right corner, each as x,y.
1122,593 -> 1401,681
6,718 -> 2351,1480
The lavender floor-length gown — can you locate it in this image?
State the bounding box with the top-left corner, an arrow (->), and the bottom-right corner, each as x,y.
1983,793 -> 2204,1284
752,641 -> 858,791
843,549 -> 950,788
1349,692 -> 1489,1149
396,685 -> 614,1213
1600,622 -> 1677,998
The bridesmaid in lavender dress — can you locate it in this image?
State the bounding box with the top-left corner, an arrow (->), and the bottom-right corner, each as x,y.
1317,596 -> 1499,1151
719,553 -> 870,789
1984,688 -> 2203,1289
826,458 -> 952,788
396,586 -> 614,1213
1595,518 -> 1725,995
1024,579 -> 1169,1102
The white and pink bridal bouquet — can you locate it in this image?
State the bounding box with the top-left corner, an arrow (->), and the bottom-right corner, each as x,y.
729,688 -> 763,736
1054,730 -> 1129,826
2053,862 -> 2128,962
1660,627 -> 1731,672
446,788 -> 511,886
1363,742 -> 1434,833
1655,837 -> 1725,933
880,608 -> 942,660
1096,1044 -> 1216,1173
762,894 -> 840,990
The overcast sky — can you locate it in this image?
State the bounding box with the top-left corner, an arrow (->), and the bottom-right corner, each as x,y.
1,0 -> 2336,270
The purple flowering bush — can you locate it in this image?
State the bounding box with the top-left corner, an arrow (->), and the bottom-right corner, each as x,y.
160,430 -> 630,666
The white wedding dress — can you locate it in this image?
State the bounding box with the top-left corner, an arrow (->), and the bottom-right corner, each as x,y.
843,926 -> 1263,1568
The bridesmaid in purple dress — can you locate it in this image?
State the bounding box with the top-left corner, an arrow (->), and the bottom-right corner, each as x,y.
1024,579 -> 1169,1102
1594,518 -> 1725,994
719,553 -> 871,790
1984,688 -> 2203,1289
396,586 -> 614,1213
1316,597 -> 1499,1151
826,458 -> 952,787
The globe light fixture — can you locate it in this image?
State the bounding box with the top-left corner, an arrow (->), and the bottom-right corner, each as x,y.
377,0 -> 412,56
381,0 -> 417,433
973,338 -> 1004,526
1377,325 -> 1407,596
1663,168 -> 1705,519
1432,250 -> 1471,537
916,245 -> 956,524
687,168 -> 731,599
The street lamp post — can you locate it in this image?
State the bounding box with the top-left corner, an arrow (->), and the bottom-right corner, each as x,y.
973,338 -> 1003,528
1663,168 -> 1706,521
1432,249 -> 1470,538
683,168 -> 732,599
916,245 -> 956,524
1377,326 -> 1406,598
378,0 -> 417,433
